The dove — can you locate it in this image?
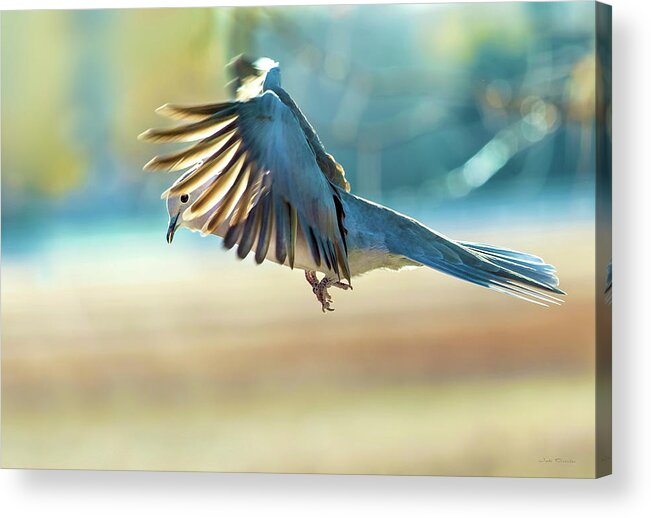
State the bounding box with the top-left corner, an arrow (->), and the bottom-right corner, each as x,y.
141,56 -> 565,312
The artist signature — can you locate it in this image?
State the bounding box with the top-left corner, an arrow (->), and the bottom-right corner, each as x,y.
538,457 -> 577,464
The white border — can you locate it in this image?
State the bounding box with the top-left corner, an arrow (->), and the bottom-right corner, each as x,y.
2,1 -> 649,517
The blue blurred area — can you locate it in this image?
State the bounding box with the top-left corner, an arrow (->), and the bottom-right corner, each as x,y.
1,3 -> 599,258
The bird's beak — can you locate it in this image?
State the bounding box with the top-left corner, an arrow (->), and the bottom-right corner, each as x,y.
166,213 -> 180,244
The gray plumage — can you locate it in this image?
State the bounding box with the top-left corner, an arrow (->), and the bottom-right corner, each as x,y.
141,56 -> 564,311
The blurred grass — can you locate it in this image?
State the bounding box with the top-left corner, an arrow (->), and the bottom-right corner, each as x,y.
3,376 -> 593,477
1,223 -> 596,476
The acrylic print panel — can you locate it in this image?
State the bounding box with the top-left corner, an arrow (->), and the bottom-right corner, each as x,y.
1,2 -> 611,478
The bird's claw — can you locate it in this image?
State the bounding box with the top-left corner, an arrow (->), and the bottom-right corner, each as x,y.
315,278 -> 335,312
304,270 -> 353,313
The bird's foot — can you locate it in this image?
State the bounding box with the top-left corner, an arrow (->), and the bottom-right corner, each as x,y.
304,270 -> 319,290
315,278 -> 335,313
304,270 -> 352,313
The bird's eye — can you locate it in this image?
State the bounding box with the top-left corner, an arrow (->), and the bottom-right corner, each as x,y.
180,194 -> 189,203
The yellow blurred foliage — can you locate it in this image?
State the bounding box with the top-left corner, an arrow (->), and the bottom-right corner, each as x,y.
1,8 -> 258,195
568,53 -> 597,123
110,8 -> 230,162
1,11 -> 86,196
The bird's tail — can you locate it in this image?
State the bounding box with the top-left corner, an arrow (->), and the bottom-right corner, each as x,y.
392,223 -> 564,306
429,239 -> 565,306
343,192 -> 565,306
424,239 -> 566,305
458,241 -> 562,295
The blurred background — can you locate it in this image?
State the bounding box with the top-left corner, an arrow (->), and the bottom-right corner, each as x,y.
2,3 -> 605,477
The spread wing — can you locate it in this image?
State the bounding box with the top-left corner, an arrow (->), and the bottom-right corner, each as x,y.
140,91 -> 350,281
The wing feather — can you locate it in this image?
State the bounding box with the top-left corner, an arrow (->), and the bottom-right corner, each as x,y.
237,204 -> 262,259
288,204 -> 298,269
156,101 -> 235,122
187,149 -> 248,219
164,138 -> 241,197
224,221 -> 244,250
274,197 -> 288,265
144,127 -> 238,172
139,111 -> 238,143
302,222 -> 322,268
145,92 -> 350,279
255,196 -> 274,264
201,161 -> 251,234
230,164 -> 263,226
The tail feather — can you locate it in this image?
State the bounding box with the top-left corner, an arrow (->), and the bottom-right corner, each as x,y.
422,245 -> 564,306
457,242 -> 546,265
393,225 -> 565,305
460,241 -> 562,294
434,259 -> 563,306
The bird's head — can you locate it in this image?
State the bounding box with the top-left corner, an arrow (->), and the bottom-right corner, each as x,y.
227,55 -> 280,99
165,189 -> 198,244
254,57 -> 281,89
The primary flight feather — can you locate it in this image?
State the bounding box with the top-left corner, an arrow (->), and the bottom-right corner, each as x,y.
141,56 -> 565,312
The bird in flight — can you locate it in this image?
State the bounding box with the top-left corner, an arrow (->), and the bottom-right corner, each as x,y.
141,56 -> 564,312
